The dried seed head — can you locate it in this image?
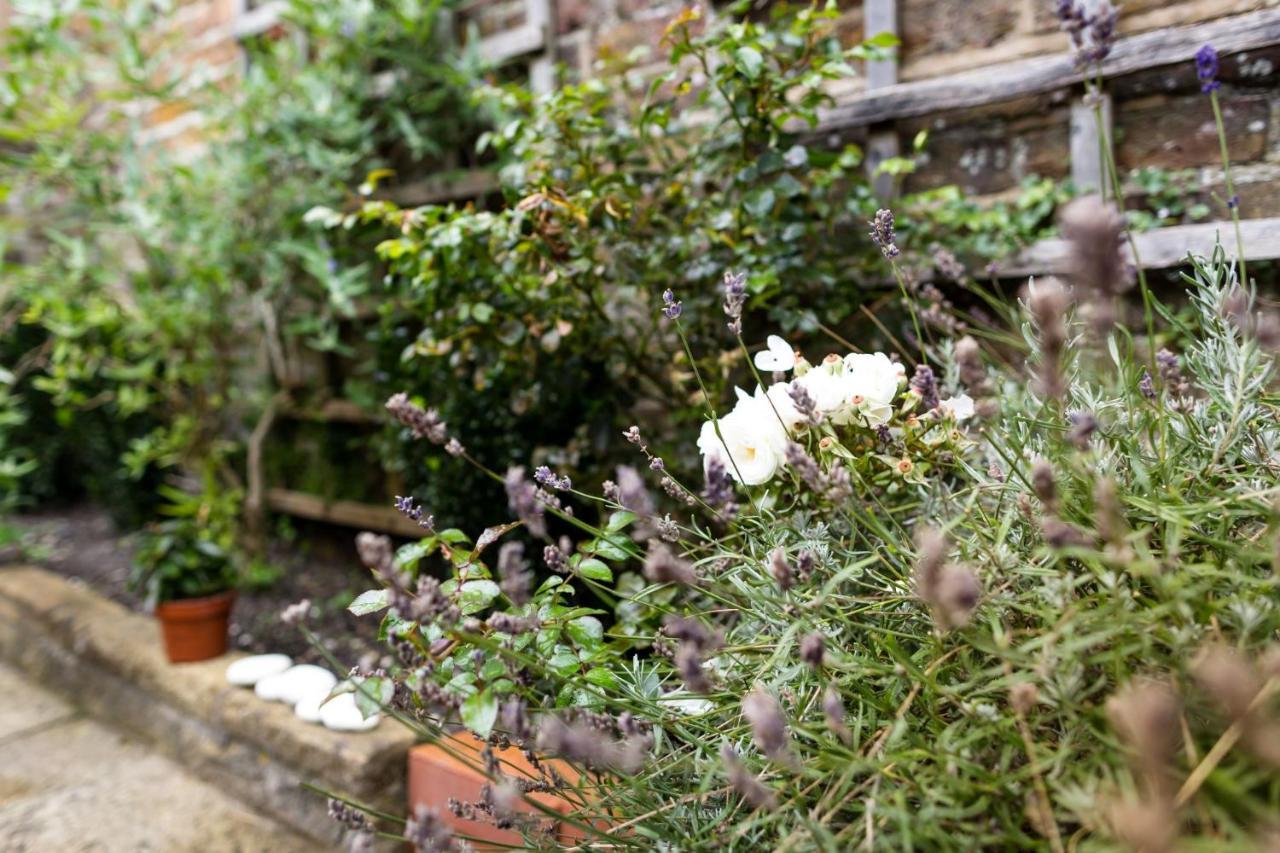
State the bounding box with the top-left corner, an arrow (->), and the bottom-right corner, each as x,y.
1042,517 -> 1093,549
934,564 -> 981,629
955,335 -> 988,393
675,644 -> 712,694
822,687 -> 852,744
1031,459 -> 1057,508
497,541 -> 532,606
769,548 -> 794,592
720,745 -> 777,811
1026,278 -> 1071,401
1059,195 -> 1129,336
799,632 -> 826,670
1067,410 -> 1098,451
913,525 -> 949,596
1191,644 -> 1261,721
742,689 -> 793,764
1009,682 -> 1039,715
1093,476 -> 1128,550
1107,679 -> 1182,800
537,716 -> 645,774
1106,798 -> 1176,853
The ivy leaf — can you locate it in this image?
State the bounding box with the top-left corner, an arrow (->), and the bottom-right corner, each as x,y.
459,579 -> 501,614
348,589 -> 390,616
576,558 -> 613,582
461,689 -> 499,738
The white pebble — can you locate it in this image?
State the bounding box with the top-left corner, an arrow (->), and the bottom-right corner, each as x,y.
275,665 -> 338,705
293,689 -> 328,724
225,654 -> 292,687
319,692 -> 380,732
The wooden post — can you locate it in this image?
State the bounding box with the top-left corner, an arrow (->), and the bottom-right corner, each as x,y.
1070,94 -> 1113,194
527,0 -> 556,94
864,0 -> 900,199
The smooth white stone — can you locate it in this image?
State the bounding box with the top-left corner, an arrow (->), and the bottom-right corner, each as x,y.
254,671 -> 293,701
273,665 -> 337,706
293,689 -> 328,724
225,654 -> 292,687
319,692 -> 379,732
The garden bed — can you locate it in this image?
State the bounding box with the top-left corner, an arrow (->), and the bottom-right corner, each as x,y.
1,504 -> 383,666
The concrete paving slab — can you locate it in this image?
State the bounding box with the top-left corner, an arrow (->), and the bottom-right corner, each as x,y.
0,664 -> 73,739
0,691 -> 319,852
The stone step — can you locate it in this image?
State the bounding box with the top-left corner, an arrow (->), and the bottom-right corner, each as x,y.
0,566 -> 414,849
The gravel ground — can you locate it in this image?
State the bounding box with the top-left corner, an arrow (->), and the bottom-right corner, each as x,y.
0,505 -> 386,669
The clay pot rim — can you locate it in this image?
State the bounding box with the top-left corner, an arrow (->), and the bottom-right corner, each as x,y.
154,589 -> 236,621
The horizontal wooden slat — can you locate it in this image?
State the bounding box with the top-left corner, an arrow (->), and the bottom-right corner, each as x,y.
265,488 -> 425,538
389,168 -> 499,206
476,22 -> 543,64
282,398 -> 379,425
821,9 -> 1280,131
1004,216 -> 1280,278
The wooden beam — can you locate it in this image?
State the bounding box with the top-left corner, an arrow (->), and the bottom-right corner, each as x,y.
265,488 -> 426,538
1003,217 -> 1280,278
822,9 -> 1280,130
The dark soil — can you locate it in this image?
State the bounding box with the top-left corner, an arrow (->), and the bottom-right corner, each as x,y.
0,505 -> 389,669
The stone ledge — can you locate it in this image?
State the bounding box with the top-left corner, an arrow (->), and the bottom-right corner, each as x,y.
0,566 -> 415,848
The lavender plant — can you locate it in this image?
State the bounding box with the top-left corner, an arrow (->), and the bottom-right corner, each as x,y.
319,191 -> 1279,848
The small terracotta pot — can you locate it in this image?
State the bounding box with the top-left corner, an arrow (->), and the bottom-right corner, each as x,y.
154,590 -> 236,663
408,738 -> 592,846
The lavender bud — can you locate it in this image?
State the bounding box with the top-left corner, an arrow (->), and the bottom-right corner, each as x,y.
504,466 -> 547,538
1031,459 -> 1057,508
675,643 -> 712,694
910,364 -> 939,412
280,598 -> 311,626
661,289 -> 682,320
355,532 -> 394,576
1067,410 -> 1098,450
869,208 -> 900,260
643,542 -> 697,586
1195,43 -> 1221,93
394,495 -> 435,530
1138,370 -> 1156,400
386,393 -> 449,445
543,542 -> 568,574
533,465 -> 571,491
403,804 -> 453,852
722,270 -> 747,335
497,541 -> 532,606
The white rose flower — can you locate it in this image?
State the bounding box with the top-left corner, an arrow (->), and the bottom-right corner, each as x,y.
842,352 -> 905,427
795,354 -> 856,418
697,388 -> 788,485
939,394 -> 975,421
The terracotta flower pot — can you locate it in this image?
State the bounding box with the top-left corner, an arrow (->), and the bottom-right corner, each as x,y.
154,590 -> 236,663
408,738 -> 595,846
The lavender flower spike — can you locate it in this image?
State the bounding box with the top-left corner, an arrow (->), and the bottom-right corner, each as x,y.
723,270 -> 747,334
661,288 -> 683,320
1196,44 -> 1221,93
869,208 -> 900,259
